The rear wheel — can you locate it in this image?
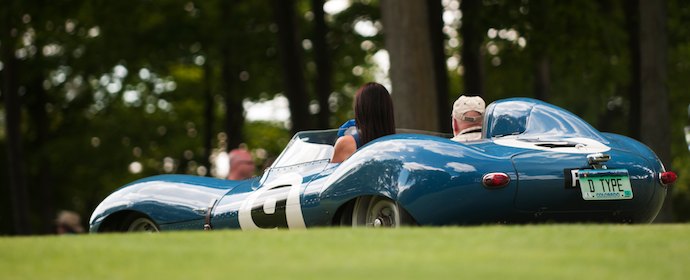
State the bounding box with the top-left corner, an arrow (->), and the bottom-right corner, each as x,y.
351,196 -> 412,228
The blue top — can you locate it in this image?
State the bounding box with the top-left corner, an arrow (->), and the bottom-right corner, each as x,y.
337,119 -> 356,137
337,119 -> 362,148
352,132 -> 362,148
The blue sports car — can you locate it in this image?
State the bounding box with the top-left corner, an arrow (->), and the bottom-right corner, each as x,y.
89,98 -> 677,232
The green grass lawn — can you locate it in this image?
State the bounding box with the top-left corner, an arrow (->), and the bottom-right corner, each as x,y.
1,225 -> 689,279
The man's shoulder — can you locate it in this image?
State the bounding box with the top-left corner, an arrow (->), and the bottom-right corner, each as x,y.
451,131 -> 482,142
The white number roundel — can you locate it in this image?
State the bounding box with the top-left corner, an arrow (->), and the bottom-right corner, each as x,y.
238,173 -> 306,230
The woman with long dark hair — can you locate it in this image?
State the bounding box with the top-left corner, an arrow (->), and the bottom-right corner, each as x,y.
331,82 -> 396,163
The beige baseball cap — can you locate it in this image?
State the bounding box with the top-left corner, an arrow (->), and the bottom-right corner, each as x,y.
452,95 -> 485,120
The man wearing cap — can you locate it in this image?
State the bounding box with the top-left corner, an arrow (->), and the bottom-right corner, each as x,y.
227,148 -> 255,180
451,95 -> 486,142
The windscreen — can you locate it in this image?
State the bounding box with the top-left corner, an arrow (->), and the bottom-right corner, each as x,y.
270,130 -> 338,168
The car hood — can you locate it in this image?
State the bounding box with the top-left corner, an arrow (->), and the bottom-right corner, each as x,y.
90,175 -> 256,228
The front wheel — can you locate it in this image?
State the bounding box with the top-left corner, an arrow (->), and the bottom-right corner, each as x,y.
125,216 -> 159,232
351,196 -> 413,228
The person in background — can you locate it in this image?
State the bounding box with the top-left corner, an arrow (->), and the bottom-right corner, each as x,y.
685,104 -> 690,151
227,148 -> 255,180
451,95 -> 486,142
55,210 -> 84,234
331,82 -> 396,163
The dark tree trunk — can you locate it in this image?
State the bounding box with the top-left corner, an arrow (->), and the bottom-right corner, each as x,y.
526,0 -> 553,102
220,1 -> 245,150
2,2 -> 31,234
222,59 -> 245,150
427,0 -> 450,133
534,56 -> 550,101
28,77 -> 54,234
625,0 -> 641,140
202,62 -> 214,175
311,0 -> 333,129
460,0 -> 484,97
272,0 -> 311,134
638,0 -> 672,222
381,0 -> 439,131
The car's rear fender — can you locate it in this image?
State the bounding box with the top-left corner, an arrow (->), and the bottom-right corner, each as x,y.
319,135 -> 518,225
602,133 -> 666,172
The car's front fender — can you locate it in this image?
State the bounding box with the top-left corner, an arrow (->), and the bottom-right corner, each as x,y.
89,175 -> 249,232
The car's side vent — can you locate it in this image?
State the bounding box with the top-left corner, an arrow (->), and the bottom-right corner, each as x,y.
534,142 -> 580,148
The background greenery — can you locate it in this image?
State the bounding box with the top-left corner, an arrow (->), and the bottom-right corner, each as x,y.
1,0 -> 689,235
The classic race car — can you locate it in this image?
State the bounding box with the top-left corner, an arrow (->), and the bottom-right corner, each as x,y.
89,98 -> 677,232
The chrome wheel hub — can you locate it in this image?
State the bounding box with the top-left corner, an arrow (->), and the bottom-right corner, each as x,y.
128,217 -> 159,232
352,197 -> 401,228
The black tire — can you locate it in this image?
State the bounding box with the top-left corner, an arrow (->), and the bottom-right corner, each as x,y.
335,200 -> 355,226
351,196 -> 415,227
121,214 -> 159,232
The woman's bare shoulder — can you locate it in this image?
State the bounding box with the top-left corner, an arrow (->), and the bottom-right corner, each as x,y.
331,135 -> 357,163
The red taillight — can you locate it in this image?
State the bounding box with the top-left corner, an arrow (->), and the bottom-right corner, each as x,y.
660,171 -> 677,185
482,172 -> 510,188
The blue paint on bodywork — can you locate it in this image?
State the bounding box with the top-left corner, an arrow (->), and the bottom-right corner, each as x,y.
125,174 -> 248,190
90,98 -> 671,232
485,98 -> 608,143
89,175 -> 255,231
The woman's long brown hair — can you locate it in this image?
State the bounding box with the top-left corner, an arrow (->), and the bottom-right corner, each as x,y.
354,82 -> 396,145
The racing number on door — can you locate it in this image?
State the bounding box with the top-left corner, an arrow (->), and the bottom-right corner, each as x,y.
250,184 -> 291,228
238,173 -> 306,230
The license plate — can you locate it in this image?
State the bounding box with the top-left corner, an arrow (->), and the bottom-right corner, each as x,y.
577,169 -> 633,200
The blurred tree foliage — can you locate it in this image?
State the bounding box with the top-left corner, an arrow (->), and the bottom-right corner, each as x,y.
1,0 -> 690,235
667,0 -> 690,221
0,0 -> 379,234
